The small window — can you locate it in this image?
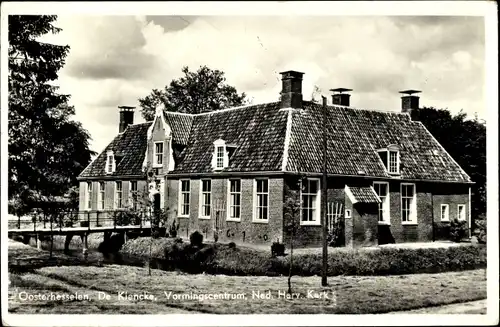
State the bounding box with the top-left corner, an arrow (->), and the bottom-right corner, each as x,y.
440,204 -> 449,221
154,142 -> 164,166
388,150 -> 399,174
115,181 -> 123,209
300,178 -> 321,225
199,180 -> 211,218
228,179 -> 241,220
130,181 -> 138,210
254,179 -> 269,222
345,209 -> 352,218
216,146 -> 224,169
86,182 -> 92,210
457,204 -> 466,221
106,151 -> 115,174
401,183 -> 417,224
179,180 -> 190,217
99,182 -> 105,210
212,139 -> 227,170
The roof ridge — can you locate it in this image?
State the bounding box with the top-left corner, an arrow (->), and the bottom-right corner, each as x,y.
163,101 -> 280,117
304,100 -> 410,116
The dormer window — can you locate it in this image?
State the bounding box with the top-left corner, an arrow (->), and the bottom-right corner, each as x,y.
154,142 -> 164,167
216,146 -> 224,168
212,139 -> 229,170
377,145 -> 400,175
388,150 -> 399,174
106,150 -> 115,174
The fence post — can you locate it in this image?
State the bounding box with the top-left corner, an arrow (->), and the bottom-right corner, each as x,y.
96,211 -> 99,227
114,211 -> 116,229
87,211 -> 90,230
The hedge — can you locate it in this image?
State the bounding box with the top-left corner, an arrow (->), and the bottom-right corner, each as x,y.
120,237 -> 486,276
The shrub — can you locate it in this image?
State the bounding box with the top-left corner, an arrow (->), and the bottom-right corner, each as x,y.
190,231 -> 203,247
271,242 -> 285,257
169,220 -> 179,238
327,218 -> 344,247
115,210 -> 141,226
228,242 -> 236,249
474,216 -> 486,244
449,219 -> 468,242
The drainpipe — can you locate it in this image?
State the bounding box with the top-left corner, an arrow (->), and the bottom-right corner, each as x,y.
431,191 -> 435,242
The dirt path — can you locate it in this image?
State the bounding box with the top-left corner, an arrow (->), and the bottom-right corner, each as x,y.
387,299 -> 487,314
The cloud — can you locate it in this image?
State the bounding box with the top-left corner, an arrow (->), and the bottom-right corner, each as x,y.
44,15 -> 485,154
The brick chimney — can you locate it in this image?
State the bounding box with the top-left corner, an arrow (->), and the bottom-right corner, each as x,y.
279,70 -> 304,109
118,106 -> 135,133
330,88 -> 352,106
399,90 -> 421,114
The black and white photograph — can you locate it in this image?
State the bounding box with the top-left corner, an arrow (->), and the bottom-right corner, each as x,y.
1,1 -> 498,326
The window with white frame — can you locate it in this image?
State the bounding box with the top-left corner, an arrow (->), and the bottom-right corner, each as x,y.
98,182 -> 105,210
199,180 -> 211,218
86,182 -> 92,210
179,180 -> 190,217
440,204 -> 449,221
216,146 -> 224,169
154,142 -> 164,166
457,204 -> 466,221
401,183 -> 416,223
106,151 -> 115,174
212,139 -> 228,170
388,150 -> 399,174
300,178 -> 320,225
130,181 -> 138,210
373,182 -> 390,223
115,181 -> 123,209
377,146 -> 400,175
254,179 -> 269,221
228,179 -> 241,220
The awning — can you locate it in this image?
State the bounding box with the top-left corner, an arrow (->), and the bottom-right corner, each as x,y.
345,185 -> 381,204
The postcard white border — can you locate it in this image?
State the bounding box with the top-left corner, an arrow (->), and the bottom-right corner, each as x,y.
1,1 -> 498,326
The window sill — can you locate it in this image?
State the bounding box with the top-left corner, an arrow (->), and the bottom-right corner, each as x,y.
226,218 -> 241,222
378,221 -> 391,226
178,215 -> 190,219
440,219 -> 450,223
300,221 -> 321,226
198,216 -> 211,220
252,219 -> 269,224
401,221 -> 418,226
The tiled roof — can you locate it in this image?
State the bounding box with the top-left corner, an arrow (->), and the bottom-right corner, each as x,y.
164,113 -> 193,145
172,102 -> 288,173
79,123 -> 151,178
79,100 -> 471,184
286,102 -> 471,183
346,186 -> 381,204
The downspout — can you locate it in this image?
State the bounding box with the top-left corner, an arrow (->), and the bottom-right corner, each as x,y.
468,187 -> 472,238
431,191 -> 435,242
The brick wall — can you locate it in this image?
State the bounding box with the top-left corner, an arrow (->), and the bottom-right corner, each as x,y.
167,177 -> 284,244
431,183 -> 470,240
282,176 -> 346,248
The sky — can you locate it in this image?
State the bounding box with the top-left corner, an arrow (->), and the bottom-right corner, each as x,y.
38,14 -> 485,155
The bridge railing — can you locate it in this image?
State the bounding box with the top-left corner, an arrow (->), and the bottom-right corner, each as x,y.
8,209 -> 157,231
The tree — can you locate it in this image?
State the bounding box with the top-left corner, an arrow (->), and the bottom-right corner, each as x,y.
139,65 -> 248,120
8,15 -> 95,217
411,107 -> 486,220
283,176 -> 303,295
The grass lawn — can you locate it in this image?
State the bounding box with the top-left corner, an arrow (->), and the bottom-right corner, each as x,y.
9,264 -> 486,314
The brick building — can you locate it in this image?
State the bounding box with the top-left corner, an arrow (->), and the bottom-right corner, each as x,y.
77,70 -> 473,247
